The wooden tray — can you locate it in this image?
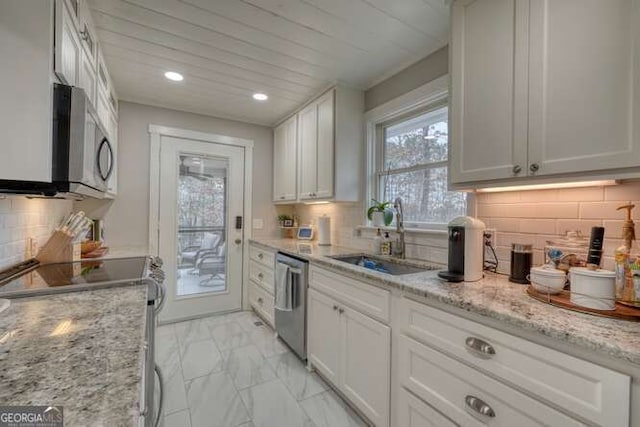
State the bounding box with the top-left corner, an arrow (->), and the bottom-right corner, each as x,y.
526,286 -> 640,321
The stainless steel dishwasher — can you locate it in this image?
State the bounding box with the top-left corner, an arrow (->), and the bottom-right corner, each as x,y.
274,252 -> 308,360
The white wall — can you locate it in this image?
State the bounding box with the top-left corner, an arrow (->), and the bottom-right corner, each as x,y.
77,101 -> 277,251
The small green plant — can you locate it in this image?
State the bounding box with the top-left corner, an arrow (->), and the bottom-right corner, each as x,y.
277,214 -> 292,222
367,199 -> 394,226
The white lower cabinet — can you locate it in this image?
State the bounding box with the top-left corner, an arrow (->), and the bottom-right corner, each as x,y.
248,243 -> 275,327
398,334 -> 584,426
249,281 -> 274,327
396,387 -> 456,427
308,288 -> 390,426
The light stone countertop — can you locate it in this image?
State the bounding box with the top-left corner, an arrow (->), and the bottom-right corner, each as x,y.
251,238 -> 640,366
0,285 -> 148,426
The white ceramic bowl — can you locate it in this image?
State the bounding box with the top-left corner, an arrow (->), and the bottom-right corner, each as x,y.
529,266 -> 567,294
569,267 -> 616,311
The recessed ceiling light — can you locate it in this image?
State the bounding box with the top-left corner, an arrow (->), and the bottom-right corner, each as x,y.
252,93 -> 268,101
164,71 -> 184,82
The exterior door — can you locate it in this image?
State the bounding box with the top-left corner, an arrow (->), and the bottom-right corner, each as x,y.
157,135 -> 245,323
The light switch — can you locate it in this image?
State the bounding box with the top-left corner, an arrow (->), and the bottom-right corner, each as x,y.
253,219 -> 264,229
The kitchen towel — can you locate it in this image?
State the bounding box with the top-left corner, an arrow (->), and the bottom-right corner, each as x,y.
275,262 -> 293,311
318,215 -> 331,246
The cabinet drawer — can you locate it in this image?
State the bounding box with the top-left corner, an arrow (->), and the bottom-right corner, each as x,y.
398,297 -> 630,426
249,281 -> 274,327
249,245 -> 275,269
249,260 -> 274,295
398,335 -> 583,426
309,265 -> 390,323
396,387 -> 456,427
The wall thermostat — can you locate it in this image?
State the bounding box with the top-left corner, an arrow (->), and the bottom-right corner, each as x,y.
297,226 -> 314,240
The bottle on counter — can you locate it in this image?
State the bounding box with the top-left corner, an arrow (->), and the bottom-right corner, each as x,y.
615,204 -> 637,301
373,228 -> 382,255
381,231 -> 392,256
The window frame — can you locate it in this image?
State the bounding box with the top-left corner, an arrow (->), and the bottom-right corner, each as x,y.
365,75 -> 466,231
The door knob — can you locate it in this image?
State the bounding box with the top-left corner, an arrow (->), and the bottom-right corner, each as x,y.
234,238 -> 242,245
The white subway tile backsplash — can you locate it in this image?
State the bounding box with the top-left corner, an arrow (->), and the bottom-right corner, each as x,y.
0,197 -> 71,268
556,219 -> 602,236
579,202 -> 630,220
604,181 -> 640,201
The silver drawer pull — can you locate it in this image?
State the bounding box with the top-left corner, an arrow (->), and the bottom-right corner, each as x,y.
333,305 -> 338,311
258,273 -> 264,279
465,395 -> 495,418
258,253 -> 264,259
338,308 -> 344,314
258,297 -> 263,304
465,337 -> 495,358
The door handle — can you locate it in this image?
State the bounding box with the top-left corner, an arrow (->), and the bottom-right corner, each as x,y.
235,238 -> 242,245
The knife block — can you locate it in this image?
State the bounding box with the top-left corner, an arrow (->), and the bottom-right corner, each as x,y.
36,231 -> 81,264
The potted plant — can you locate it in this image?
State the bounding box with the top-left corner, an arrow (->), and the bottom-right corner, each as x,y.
367,199 -> 394,227
277,214 -> 293,227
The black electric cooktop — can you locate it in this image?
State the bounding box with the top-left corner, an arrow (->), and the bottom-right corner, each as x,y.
0,257 -> 149,298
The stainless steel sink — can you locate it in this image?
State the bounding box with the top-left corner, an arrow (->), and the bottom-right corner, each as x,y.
329,254 -> 436,276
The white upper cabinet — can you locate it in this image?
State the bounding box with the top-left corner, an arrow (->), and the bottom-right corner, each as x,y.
78,47 -> 96,107
298,101 -> 319,200
450,0 -> 640,187
527,0 -> 640,176
273,115 -> 298,202
0,1 -> 54,183
275,86 -> 363,203
54,0 -> 81,87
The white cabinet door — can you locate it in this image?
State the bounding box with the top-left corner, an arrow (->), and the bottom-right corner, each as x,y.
315,90 -> 334,199
298,102 -> 318,200
273,115 -> 297,202
449,0 -> 529,184
54,0 -> 81,86
308,289 -> 341,385
527,0 -> 640,176
341,304 -> 390,427
78,48 -> 96,107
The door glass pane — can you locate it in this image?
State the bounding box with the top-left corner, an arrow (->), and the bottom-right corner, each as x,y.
176,154 -> 228,296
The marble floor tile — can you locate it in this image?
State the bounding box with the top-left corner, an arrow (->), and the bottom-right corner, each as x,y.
224,344 -> 276,390
249,327 -> 289,358
162,363 -> 189,416
300,390 -> 367,427
234,311 -> 265,333
163,409 -> 191,427
239,379 -> 315,427
180,339 -> 224,381
267,352 -> 328,401
175,319 -> 212,346
210,321 -> 252,352
186,372 -> 250,427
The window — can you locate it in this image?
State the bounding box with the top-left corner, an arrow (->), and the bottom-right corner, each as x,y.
375,105 -> 466,227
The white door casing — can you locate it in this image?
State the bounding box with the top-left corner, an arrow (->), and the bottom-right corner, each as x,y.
149,125 -> 253,323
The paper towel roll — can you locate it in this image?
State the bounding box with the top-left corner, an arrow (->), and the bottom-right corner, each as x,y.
317,215 -> 331,246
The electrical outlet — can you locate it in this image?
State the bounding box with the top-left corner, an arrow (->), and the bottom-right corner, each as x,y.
483,228 -> 496,248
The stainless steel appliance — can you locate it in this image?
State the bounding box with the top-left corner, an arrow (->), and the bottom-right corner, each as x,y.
52,84 -> 114,198
0,256 -> 166,427
274,253 -> 308,360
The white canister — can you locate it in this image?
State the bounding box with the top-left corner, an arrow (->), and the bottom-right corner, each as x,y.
569,267 -> 616,310
317,215 -> 331,246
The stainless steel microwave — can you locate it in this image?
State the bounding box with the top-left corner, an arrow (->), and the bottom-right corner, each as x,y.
52,84 -> 114,198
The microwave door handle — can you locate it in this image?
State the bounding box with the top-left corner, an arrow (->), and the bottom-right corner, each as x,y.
97,137 -> 114,181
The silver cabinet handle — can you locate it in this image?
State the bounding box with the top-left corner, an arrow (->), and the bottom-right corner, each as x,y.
280,196 -> 285,199
258,253 -> 264,259
258,297 -> 263,304
465,395 -> 495,418
338,308 -> 344,314
465,337 -> 495,358
529,163 -> 539,172
512,165 -> 521,174
258,273 -> 264,279
333,305 -> 338,311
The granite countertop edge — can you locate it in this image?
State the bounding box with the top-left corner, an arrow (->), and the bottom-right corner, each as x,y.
250,238 -> 640,367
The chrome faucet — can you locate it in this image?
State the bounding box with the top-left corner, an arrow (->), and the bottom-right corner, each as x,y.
393,197 -> 405,259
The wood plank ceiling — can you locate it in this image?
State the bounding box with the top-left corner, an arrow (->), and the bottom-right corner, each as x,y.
87,0 -> 449,126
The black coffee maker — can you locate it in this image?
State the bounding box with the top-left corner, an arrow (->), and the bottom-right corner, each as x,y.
438,216 -> 485,283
